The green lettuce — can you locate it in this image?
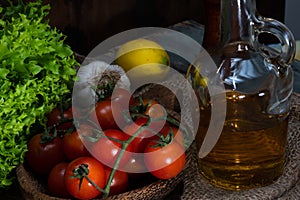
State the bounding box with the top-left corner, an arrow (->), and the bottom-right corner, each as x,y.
0,0 -> 77,188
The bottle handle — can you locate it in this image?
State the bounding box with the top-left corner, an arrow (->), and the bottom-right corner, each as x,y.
253,15 -> 296,70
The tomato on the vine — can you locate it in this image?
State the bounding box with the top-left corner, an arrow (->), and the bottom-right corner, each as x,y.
131,98 -> 166,119
63,129 -> 90,161
91,129 -> 132,168
143,99 -> 165,119
123,117 -> 156,153
91,100 -> 126,130
25,133 -> 66,175
159,123 -> 184,146
144,138 -> 186,180
47,107 -> 74,131
122,155 -> 148,178
108,88 -> 135,110
105,167 -> 129,196
48,162 -> 71,198
130,98 -> 167,134
64,157 -> 106,200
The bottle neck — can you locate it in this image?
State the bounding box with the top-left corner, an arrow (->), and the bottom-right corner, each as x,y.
220,0 -> 256,47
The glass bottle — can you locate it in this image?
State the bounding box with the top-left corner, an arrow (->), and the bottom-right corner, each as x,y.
187,0 -> 296,190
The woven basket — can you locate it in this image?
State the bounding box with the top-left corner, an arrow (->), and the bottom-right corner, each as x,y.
16,161 -> 186,200
16,82 -> 193,200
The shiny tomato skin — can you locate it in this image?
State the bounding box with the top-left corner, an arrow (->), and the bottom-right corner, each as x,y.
92,100 -> 125,130
25,133 -> 66,176
131,98 -> 167,133
47,107 -> 73,131
63,130 -> 90,161
144,140 -> 186,180
105,168 -> 129,196
133,98 -> 165,119
91,129 -> 132,168
122,155 -> 148,178
144,99 -> 165,119
109,88 -> 135,110
123,117 -> 156,153
48,162 -> 71,198
64,157 -> 106,200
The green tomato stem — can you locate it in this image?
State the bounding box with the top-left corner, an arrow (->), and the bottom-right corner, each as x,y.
102,110 -> 186,198
102,116 -> 153,198
71,164 -> 106,194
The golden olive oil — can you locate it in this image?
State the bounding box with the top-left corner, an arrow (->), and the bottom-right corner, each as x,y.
196,91 -> 288,190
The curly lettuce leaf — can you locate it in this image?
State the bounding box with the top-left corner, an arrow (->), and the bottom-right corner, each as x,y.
0,0 -> 77,188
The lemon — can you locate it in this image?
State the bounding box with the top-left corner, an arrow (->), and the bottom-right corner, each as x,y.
115,38 -> 170,83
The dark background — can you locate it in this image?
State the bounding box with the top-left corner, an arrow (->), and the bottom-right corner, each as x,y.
30,0 -> 285,55
285,1 -> 300,40
0,0 -> 287,54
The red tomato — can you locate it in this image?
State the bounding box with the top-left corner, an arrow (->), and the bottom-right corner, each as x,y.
159,124 -> 184,146
123,117 -> 157,153
132,98 -> 166,119
144,139 -> 186,180
91,129 -> 132,168
25,133 -> 66,175
105,168 -> 129,196
143,99 -> 165,119
64,157 -> 106,200
109,88 -> 135,109
122,155 -> 148,178
130,98 -> 167,133
47,107 -> 73,132
48,162 -> 71,198
63,129 -> 90,161
91,100 -> 126,130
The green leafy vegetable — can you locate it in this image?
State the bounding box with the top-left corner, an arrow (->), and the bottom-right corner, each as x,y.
0,0 -> 77,189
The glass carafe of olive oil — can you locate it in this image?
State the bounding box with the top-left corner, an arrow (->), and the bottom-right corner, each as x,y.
187,0 -> 296,190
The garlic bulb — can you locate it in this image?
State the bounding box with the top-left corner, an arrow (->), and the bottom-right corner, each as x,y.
73,61 -> 131,109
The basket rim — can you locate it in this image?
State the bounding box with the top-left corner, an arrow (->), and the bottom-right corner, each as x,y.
16,162 -> 186,200
16,108 -> 193,200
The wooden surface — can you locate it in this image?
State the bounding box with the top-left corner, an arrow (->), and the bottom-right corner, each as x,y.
43,0 -> 205,55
